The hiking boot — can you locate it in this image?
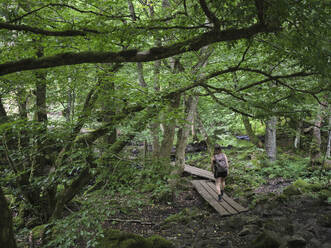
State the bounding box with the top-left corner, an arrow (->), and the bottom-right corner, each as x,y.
218,194 -> 222,201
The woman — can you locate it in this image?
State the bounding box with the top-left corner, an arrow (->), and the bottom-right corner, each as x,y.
211,146 -> 229,201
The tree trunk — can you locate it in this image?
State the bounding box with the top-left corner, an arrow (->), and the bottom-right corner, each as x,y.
101,71 -> 117,145
52,106 -> 157,218
16,87 -> 29,120
265,116 -> 277,161
310,108 -> 323,166
64,88 -> 74,122
326,109 -> 331,158
0,187 -> 17,248
0,97 -> 8,123
175,96 -> 198,170
294,121 -> 302,149
52,167 -> 93,219
151,58 -> 161,158
242,115 -> 263,148
159,57 -> 183,160
196,116 -> 214,157
56,64 -> 122,167
159,94 -> 181,160
191,109 -> 199,142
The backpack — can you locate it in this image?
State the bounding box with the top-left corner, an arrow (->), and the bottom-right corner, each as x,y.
214,155 -> 227,174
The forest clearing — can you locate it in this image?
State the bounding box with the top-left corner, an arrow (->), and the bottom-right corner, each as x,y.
0,1 -> 330,248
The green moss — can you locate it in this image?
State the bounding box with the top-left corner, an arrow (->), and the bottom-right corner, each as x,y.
251,231 -> 280,248
4,194 -> 15,206
97,229 -> 174,248
141,183 -> 155,193
13,216 -> 24,229
283,179 -> 323,198
318,189 -> 331,201
317,212 -> 331,228
147,235 -> 175,248
31,224 -> 47,240
283,184 -> 301,197
162,207 -> 204,227
293,179 -> 310,190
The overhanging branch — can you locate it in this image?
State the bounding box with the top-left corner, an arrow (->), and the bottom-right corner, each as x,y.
0,23 -> 276,76
10,3 -> 130,23
0,22 -> 101,36
198,0 -> 220,29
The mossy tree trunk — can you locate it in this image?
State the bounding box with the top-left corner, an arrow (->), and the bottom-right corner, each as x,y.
52,106 -> 157,219
196,116 -> 214,157
175,96 -> 198,171
0,187 -> 17,248
242,115 -> 263,148
100,66 -> 118,145
159,94 -> 181,160
159,57 -> 183,161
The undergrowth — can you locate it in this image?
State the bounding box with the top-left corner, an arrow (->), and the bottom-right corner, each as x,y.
40,157 -> 179,248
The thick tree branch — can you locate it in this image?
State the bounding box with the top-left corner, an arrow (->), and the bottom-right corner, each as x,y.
0,23 -> 276,76
11,3 -> 130,23
0,22 -> 101,36
198,0 -> 220,29
136,24 -> 210,30
254,0 -> 266,24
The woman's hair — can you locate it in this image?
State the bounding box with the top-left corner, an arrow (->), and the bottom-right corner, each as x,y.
214,145 -> 222,154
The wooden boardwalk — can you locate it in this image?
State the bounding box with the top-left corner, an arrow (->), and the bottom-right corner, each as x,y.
185,165 -> 248,216
184,164 -> 215,181
191,180 -> 248,216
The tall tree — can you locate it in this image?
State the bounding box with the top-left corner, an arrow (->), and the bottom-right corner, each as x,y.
265,117 -> 277,161
0,187 -> 17,248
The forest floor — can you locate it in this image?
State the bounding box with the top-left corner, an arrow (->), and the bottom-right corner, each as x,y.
14,144 -> 331,248
101,175 -> 331,248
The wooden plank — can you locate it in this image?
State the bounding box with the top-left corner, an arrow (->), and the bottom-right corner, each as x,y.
206,181 -> 248,213
203,181 -> 239,215
191,180 -> 231,216
184,165 -> 214,181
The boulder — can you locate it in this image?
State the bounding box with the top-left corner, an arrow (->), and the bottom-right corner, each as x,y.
309,238 -> 322,248
317,212 -> 331,227
321,243 -> 331,248
238,225 -> 260,236
97,229 -> 174,248
287,235 -> 306,248
251,230 -> 281,248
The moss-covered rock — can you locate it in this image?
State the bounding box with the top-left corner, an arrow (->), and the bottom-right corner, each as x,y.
282,184 -> 301,197
161,207 -> 205,227
97,229 -> 174,248
318,189 -> 331,201
287,234 -> 307,248
148,235 -> 176,248
317,212 -> 331,228
251,230 -> 281,248
31,224 -> 47,240
282,179 -> 321,197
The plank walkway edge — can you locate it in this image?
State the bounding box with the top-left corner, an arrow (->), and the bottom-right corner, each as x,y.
184,164 -> 215,181
185,165 -> 248,216
191,179 -> 248,216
